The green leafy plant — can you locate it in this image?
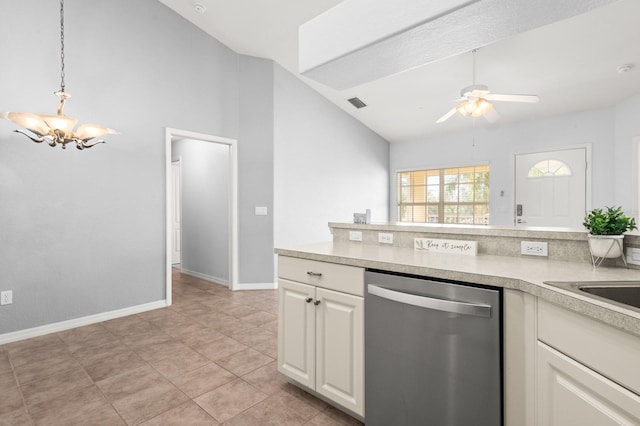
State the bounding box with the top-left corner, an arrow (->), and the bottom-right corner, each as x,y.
583,206 -> 637,235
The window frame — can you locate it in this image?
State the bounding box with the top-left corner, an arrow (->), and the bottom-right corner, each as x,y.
397,164 -> 490,225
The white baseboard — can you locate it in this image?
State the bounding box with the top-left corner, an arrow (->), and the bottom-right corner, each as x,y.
180,268 -> 229,286
0,300 -> 168,345
235,282 -> 277,291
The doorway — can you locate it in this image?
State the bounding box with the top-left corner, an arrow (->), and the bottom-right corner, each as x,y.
165,128 -> 238,305
514,146 -> 591,228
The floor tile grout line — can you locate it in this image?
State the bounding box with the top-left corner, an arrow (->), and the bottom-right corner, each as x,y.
3,272 -> 358,425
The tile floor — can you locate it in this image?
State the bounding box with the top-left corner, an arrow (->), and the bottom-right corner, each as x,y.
0,269 -> 363,425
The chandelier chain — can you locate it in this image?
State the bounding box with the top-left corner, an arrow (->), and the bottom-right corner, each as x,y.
60,0 -> 65,92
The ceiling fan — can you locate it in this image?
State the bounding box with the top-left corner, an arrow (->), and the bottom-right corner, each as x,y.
436,49 -> 539,124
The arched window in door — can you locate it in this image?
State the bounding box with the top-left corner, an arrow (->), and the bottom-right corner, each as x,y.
527,159 -> 572,178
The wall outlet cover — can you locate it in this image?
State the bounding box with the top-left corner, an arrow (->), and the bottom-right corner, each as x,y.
521,241 -> 548,256
378,233 -> 394,244
626,247 -> 640,266
349,231 -> 363,241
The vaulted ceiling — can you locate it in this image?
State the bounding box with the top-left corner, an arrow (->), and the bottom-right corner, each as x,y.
158,0 -> 640,143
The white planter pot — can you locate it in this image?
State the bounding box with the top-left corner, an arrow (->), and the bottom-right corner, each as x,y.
587,234 -> 624,259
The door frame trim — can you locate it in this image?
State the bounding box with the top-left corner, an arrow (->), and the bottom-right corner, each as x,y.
512,144 -> 592,226
165,128 -> 239,304
171,159 -> 182,266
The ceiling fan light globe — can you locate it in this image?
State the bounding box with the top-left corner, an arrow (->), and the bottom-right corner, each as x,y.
464,101 -> 477,114
455,102 -> 468,116
470,99 -> 493,117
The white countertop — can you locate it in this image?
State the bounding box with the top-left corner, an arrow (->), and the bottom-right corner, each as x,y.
275,242 -> 640,337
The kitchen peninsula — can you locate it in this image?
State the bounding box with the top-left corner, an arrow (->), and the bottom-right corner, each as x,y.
275,223 -> 640,425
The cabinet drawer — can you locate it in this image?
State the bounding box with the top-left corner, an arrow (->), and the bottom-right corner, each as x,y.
278,256 -> 364,297
538,299 -> 640,395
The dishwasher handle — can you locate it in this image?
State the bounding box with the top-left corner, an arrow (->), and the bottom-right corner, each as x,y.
367,284 -> 492,318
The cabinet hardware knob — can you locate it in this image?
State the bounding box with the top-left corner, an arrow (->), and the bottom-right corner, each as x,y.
306,271 -> 322,277
305,297 -> 313,303
313,300 -> 321,306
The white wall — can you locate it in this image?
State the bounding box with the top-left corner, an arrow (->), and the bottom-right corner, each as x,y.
390,105 -> 625,225
614,93 -> 640,219
172,139 -> 230,283
274,64 -> 390,249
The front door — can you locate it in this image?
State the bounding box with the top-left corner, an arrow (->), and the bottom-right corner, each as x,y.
514,148 -> 587,228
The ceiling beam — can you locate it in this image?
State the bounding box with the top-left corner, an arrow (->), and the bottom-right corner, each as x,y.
299,0 -> 618,90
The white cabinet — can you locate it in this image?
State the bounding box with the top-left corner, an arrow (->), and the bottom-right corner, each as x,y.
537,341 -> 640,425
278,279 -> 315,388
277,257 -> 364,417
536,299 -> 640,425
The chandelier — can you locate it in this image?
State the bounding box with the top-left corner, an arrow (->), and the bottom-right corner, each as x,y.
1,0 -> 117,150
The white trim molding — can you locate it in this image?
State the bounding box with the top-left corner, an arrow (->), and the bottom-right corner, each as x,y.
0,300 -> 168,346
235,282 -> 278,291
165,128 -> 239,303
180,268 -> 229,287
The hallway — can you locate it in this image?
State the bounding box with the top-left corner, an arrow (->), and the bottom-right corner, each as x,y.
0,270 -> 362,425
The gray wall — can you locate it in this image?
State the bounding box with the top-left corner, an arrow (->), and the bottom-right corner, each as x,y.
273,64 -> 391,249
172,139 -> 230,283
389,103 -> 640,226
238,56 -> 275,284
0,0 -> 241,334
0,0 -> 392,335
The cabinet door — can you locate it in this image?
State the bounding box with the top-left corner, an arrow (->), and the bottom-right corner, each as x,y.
315,287 -> 364,416
278,279 -> 315,389
537,341 -> 640,426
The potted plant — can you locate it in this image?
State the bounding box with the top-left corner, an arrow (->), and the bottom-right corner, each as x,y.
583,206 -> 637,261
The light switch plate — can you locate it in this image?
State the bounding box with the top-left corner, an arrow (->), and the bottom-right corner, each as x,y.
255,206 -> 268,216
1,291 -> 12,305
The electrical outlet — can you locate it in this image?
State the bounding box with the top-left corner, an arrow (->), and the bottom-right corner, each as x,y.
378,233 -> 394,244
627,247 -> 640,266
521,241 -> 548,257
1,291 -> 12,305
349,231 -> 363,241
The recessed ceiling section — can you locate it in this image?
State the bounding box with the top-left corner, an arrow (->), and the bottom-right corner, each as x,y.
299,0 -> 619,90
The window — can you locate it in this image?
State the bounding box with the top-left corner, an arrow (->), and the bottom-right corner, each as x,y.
397,165 -> 490,224
527,159 -> 572,177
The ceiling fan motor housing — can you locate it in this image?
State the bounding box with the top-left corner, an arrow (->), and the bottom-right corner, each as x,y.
461,84 -> 490,98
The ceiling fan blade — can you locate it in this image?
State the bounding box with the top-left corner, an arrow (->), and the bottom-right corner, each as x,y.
436,107 -> 458,124
484,107 -> 499,123
485,93 -> 539,103
467,90 -> 491,99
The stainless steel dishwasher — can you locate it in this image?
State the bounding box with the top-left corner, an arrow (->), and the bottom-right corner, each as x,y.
365,270 -> 502,426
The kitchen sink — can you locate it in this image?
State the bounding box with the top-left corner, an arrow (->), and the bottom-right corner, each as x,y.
545,281 -> 640,310
578,284 -> 640,309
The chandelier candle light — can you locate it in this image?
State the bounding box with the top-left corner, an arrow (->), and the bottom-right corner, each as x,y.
1,0 -> 117,150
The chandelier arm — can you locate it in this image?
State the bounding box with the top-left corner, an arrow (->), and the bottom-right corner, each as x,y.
76,139 -> 106,150
14,129 -> 48,144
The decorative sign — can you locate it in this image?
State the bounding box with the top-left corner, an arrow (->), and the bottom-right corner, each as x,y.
414,238 -> 478,256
